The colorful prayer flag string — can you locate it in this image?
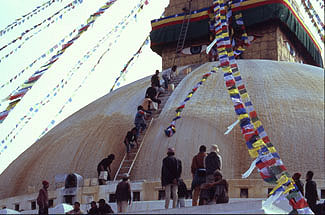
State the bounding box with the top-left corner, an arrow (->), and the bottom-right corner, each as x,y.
212,0 -> 311,212
0,0 -> 84,55
0,0 -> 117,124
301,0 -> 325,42
0,0 -> 66,37
0,0 -> 150,154
110,36 -> 150,92
0,29 -> 78,92
164,69 -> 216,137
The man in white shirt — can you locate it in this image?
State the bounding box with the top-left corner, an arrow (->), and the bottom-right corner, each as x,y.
162,65 -> 177,89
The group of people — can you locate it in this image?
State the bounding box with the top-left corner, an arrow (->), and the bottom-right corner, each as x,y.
291,171 -> 323,214
36,174 -> 131,214
89,173 -> 131,214
123,66 -> 178,158
161,144 -> 228,209
37,143 -> 323,214
65,199 -> 114,214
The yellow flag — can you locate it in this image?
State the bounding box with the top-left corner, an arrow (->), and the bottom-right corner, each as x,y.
252,139 -> 266,148
239,113 -> 249,120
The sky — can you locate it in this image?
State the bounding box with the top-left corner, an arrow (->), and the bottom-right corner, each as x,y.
0,0 -> 324,175
0,0 -> 168,174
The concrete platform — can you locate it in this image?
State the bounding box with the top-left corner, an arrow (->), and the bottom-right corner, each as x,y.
128,198 -> 290,214
20,198 -> 290,214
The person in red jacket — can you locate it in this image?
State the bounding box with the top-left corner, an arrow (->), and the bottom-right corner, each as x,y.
191,145 -> 207,206
37,180 -> 49,215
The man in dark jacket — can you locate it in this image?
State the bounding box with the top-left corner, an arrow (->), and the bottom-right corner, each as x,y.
305,171 -> 319,213
191,145 -> 207,206
115,173 -> 131,213
37,180 -> 49,215
98,199 -> 114,214
145,83 -> 161,107
205,144 -> 222,183
161,147 -> 182,209
151,70 -> 161,88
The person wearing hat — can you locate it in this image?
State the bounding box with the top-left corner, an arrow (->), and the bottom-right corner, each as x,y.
37,180 -> 49,215
161,147 -> 182,209
205,144 -> 222,183
87,201 -> 98,215
115,173 -> 132,213
97,199 -> 114,214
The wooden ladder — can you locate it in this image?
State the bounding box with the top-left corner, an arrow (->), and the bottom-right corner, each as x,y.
173,0 -> 193,66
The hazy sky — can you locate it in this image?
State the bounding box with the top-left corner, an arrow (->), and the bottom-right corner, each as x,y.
0,0 -> 168,174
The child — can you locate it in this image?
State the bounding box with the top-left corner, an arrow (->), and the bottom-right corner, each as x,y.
177,179 -> 188,208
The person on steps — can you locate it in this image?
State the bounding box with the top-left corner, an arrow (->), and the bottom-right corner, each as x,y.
134,106 -> 150,138
162,65 -> 177,90
145,83 -> 161,108
151,70 -> 165,96
124,127 -> 138,154
97,154 -> 115,185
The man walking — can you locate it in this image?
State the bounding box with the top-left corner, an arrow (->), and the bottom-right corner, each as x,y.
161,147 -> 182,209
37,180 -> 49,215
115,173 -> 132,213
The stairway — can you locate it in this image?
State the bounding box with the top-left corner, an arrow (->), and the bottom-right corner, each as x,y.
113,65 -> 197,181
172,1 -> 192,66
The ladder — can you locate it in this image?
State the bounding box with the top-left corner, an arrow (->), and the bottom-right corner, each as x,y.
113,117 -> 153,181
172,0 -> 193,66
113,65 -> 199,181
